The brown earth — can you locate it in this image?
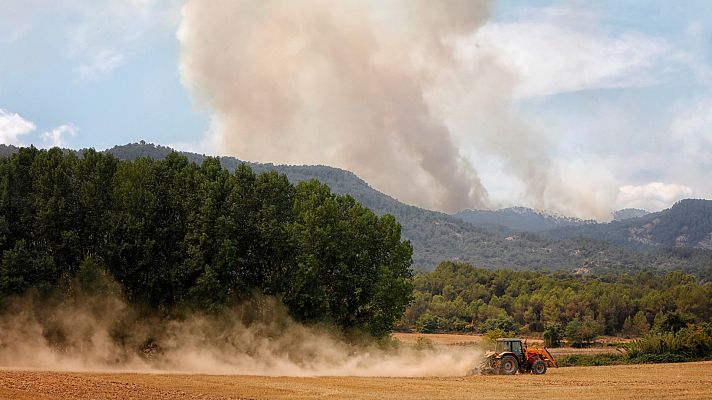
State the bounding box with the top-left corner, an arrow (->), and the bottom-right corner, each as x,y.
393,332 -> 483,346
1,361 -> 711,400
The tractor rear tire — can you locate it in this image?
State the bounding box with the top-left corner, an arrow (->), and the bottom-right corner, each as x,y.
531,360 -> 547,375
500,355 -> 519,375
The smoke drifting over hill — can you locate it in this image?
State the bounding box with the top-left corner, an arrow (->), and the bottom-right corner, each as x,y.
178,0 -> 492,213
178,0 -> 614,218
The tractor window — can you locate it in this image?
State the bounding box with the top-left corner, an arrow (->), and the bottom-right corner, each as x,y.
511,341 -> 523,355
495,342 -> 512,353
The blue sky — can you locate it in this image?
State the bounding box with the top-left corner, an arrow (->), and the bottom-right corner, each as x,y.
0,0 -> 205,150
1,1 -> 712,216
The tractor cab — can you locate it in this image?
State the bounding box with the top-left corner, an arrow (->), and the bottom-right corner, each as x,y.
495,338 -> 526,367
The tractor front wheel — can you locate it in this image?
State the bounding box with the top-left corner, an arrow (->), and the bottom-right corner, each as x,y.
531,360 -> 547,375
500,355 -> 519,375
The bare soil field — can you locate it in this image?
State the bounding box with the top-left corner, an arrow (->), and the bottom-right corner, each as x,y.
1,361 -> 711,400
393,332 -> 483,345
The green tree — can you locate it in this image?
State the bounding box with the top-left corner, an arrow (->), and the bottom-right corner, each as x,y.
416,313 -> 447,333
285,180 -> 412,336
632,311 -> 650,337
657,312 -> 693,333
565,317 -> 599,347
543,323 -> 563,347
480,315 -> 518,334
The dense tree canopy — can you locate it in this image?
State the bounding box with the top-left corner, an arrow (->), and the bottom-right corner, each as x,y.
0,147 -> 413,337
404,261 -> 712,339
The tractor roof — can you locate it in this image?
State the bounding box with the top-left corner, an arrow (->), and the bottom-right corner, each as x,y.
495,338 -> 522,342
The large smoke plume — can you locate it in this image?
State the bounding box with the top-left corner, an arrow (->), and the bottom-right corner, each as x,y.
178,0 -> 491,212
178,0 -> 613,218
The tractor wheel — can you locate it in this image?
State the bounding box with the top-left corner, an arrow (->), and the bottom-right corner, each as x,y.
531,360 -> 547,375
499,355 -> 519,375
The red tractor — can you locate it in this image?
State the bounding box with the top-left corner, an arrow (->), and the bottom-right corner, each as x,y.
475,338 -> 557,375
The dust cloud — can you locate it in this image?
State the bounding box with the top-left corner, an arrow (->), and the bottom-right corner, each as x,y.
0,294 -> 479,377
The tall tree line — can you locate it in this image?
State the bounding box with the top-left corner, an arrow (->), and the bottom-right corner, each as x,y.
0,147 -> 413,337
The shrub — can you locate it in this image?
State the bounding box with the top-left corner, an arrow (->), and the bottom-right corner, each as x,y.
629,323 -> 712,360
415,313 -> 447,333
414,337 -> 435,351
483,328 -> 516,343
557,353 -> 626,367
479,315 -> 518,334
543,323 -> 563,348
656,312 -> 694,334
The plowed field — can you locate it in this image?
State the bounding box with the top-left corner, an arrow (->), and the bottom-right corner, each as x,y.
1,361 -> 711,400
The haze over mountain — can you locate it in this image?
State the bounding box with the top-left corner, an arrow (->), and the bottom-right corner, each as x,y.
3,142 -> 710,279
453,207 -> 595,233
453,197 -> 712,255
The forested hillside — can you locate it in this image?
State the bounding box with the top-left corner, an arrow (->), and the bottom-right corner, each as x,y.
545,199 -> 712,251
0,147 -> 412,336
405,261 -> 712,339
453,206 -> 594,233
2,143 -> 711,279
613,208 -> 650,221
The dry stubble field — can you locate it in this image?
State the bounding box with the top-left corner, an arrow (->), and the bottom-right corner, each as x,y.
1,361 -> 711,400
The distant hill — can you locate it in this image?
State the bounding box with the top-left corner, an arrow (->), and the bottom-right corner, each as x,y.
613,208 -> 650,221
453,206 -> 594,233
546,199 -> 712,251
2,143 -> 711,278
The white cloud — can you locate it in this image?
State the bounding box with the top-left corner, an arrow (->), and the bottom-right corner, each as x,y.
40,124 -> 77,148
671,97 -> 712,143
616,182 -> 694,212
0,109 -> 78,149
464,6 -> 674,98
669,96 -> 712,167
67,0 -> 182,81
445,4 -> 712,217
76,49 -> 126,81
0,108 -> 36,145
1,1 -> 173,81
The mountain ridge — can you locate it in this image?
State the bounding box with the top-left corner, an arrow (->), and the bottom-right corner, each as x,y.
544,199 -> 712,251
613,208 -> 650,221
